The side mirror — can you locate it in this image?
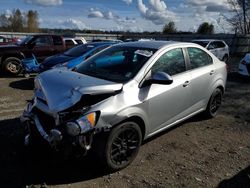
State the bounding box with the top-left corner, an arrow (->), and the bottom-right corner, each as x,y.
140,71 -> 173,87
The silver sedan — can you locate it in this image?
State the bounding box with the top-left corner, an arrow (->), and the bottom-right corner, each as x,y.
21,41 -> 227,171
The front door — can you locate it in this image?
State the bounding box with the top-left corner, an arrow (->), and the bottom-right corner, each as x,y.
142,48 -> 192,134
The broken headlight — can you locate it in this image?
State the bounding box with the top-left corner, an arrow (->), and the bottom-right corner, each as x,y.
66,112 -> 99,136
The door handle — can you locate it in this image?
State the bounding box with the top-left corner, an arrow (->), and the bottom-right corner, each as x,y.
183,81 -> 190,87
210,70 -> 215,75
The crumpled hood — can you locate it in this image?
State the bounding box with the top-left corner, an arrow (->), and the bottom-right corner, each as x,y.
35,69 -> 123,113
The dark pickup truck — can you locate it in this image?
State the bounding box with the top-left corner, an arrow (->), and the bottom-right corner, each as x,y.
0,34 -> 66,75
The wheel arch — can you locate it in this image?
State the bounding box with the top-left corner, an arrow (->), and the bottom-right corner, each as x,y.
112,116 -> 146,140
1,52 -> 25,62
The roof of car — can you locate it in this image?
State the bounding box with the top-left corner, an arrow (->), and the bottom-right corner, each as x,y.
85,41 -> 120,46
116,40 -> 178,49
192,39 -> 223,42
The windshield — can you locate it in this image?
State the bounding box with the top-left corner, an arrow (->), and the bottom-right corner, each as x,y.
64,44 -> 95,57
76,46 -> 156,83
192,41 -> 209,48
19,36 -> 33,45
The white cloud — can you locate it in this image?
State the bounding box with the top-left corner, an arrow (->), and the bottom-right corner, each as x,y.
43,18 -> 89,30
104,11 -> 115,20
88,10 -> 104,18
122,0 -> 132,5
149,0 -> 167,12
137,0 -> 148,15
88,9 -> 134,23
87,8 -> 140,32
88,9 -> 117,20
137,0 -> 177,25
186,0 -> 231,12
61,19 -> 88,30
24,0 -> 63,6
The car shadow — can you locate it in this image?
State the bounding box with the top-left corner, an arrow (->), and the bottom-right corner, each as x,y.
227,72 -> 250,84
9,77 -> 34,90
0,117 -> 110,188
217,166 -> 250,188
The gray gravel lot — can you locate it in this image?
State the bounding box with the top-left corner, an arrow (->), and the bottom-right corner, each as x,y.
0,58 -> 249,188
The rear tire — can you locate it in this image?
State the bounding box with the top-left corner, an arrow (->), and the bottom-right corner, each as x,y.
204,88 -> 223,118
3,57 -> 22,75
94,121 -> 142,171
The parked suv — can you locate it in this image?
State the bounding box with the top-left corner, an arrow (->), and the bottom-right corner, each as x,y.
0,34 -> 66,75
192,39 -> 229,62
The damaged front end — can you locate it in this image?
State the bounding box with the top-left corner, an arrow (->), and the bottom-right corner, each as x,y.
21,69 -> 122,156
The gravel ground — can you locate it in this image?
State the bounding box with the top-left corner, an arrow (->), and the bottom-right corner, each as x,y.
0,58 -> 249,188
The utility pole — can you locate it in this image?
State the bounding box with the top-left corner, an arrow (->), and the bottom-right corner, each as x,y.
243,0 -> 247,34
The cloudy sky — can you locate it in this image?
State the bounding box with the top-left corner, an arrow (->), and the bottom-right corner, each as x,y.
0,0 -> 233,32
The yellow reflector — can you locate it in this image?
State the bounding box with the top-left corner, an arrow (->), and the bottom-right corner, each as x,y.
86,113 -> 96,127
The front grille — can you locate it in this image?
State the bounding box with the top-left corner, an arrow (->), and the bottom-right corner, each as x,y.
34,108 -> 55,133
246,64 -> 250,74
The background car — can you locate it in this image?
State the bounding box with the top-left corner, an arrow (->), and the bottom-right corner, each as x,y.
22,41 -> 227,171
0,34 -> 66,75
0,36 -> 18,45
40,41 -> 118,71
192,39 -> 229,62
239,53 -> 250,76
63,37 -> 87,49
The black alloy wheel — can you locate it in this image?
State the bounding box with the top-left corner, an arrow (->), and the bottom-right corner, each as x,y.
95,121 -> 142,171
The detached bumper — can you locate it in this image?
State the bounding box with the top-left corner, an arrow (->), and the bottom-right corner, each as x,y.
20,102 -> 94,153
20,102 -> 63,146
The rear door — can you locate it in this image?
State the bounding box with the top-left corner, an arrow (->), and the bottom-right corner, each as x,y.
32,36 -> 54,62
186,47 -> 215,111
52,35 -> 65,54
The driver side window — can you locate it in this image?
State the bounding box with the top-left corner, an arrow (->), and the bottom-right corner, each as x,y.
34,36 -> 52,46
151,48 -> 186,76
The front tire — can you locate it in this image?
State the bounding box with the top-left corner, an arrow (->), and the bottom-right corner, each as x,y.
204,88 -> 223,118
3,57 -> 22,75
95,121 -> 142,171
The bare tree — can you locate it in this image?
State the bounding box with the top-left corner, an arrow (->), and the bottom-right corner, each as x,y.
227,0 -> 250,34
0,9 -> 40,32
8,9 -> 24,32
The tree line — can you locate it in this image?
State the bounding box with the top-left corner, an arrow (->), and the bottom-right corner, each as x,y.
0,9 -> 39,33
162,21 -> 214,35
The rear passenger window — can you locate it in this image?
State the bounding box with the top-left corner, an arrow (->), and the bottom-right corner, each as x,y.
152,48 -> 186,76
217,41 -> 226,48
75,40 -> 83,44
65,40 -> 74,45
52,36 -> 63,45
187,47 -> 212,69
